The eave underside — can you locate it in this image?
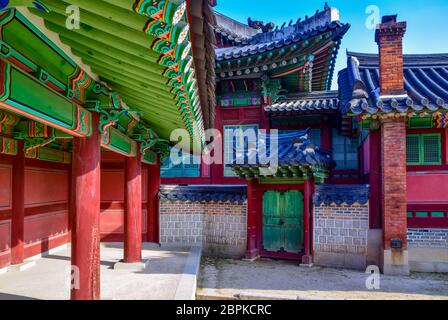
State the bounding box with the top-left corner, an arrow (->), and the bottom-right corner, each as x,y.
27,0 -> 212,150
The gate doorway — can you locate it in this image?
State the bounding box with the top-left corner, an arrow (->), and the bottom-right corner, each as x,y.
262,190 -> 304,256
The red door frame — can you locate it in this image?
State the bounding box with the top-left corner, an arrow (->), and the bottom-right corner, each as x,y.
251,182 -> 312,261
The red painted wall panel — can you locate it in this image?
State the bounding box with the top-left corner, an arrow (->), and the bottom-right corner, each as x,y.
100,168 -> 148,239
24,212 -> 68,244
0,220 -> 10,252
101,170 -> 125,202
407,172 -> 448,203
0,220 -> 11,268
0,165 -> 12,210
100,169 -> 147,202
0,164 -> 70,268
100,210 -> 147,234
24,168 -> 69,206
0,153 -> 153,267
24,233 -> 69,259
101,209 -> 124,234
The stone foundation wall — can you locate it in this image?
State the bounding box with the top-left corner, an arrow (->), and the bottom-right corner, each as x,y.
160,201 -> 247,258
313,203 -> 369,270
407,228 -> 448,272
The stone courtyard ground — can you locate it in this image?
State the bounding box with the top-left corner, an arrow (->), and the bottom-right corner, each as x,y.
0,243 -> 201,300
197,257 -> 448,300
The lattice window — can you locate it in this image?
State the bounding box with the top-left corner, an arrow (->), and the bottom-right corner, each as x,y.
422,135 -> 441,164
406,135 -> 420,164
224,124 -> 258,177
161,148 -> 200,178
406,133 -> 441,165
332,128 -> 358,170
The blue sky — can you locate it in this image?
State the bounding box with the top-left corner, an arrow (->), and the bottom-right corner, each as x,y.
215,0 -> 448,89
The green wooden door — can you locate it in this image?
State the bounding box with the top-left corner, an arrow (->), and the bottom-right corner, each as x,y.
262,190 -> 304,253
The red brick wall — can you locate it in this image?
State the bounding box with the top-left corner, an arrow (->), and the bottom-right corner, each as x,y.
381,117 -> 408,249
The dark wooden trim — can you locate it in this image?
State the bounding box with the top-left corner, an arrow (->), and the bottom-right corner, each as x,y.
100,202 -> 148,210
259,250 -> 303,260
407,165 -> 448,172
161,177 -> 212,185
25,158 -> 70,170
407,204 -> 448,228
0,153 -> 14,164
100,233 -> 147,242
369,130 -> 382,228
101,162 -> 125,170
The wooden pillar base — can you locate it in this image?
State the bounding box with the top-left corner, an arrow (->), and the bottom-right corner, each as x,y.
300,255 -> 313,266
245,249 -> 260,260
7,260 -> 36,272
114,259 -> 149,272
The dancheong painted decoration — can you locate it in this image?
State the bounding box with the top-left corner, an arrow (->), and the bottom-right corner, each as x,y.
0,0 -> 216,162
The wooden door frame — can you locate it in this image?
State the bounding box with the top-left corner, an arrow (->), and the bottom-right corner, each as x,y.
255,183 -> 307,261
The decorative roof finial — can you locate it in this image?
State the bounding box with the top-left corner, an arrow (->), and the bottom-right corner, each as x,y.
247,16 -> 275,33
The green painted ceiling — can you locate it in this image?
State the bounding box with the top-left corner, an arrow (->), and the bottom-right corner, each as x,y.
27,0 -> 206,149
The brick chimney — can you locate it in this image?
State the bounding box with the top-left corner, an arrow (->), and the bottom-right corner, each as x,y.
376,15 -> 410,276
375,15 -> 407,96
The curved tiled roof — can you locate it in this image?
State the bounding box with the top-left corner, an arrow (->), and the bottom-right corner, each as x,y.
273,131 -> 334,167
230,129 -> 335,179
215,22 -> 348,62
313,184 -> 370,206
213,11 -> 260,46
265,91 -> 339,114
160,185 -> 247,203
339,52 -> 448,115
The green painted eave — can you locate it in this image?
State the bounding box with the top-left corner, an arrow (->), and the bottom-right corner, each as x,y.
27,0 -> 204,150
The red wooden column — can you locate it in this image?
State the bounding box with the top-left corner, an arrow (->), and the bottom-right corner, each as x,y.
11,140 -> 25,265
302,178 -> 314,265
124,148 -> 142,263
246,179 -> 259,259
147,159 -> 160,243
369,129 -> 382,229
71,113 -> 101,300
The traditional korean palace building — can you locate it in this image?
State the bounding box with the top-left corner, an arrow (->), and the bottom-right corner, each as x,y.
0,1 -> 447,300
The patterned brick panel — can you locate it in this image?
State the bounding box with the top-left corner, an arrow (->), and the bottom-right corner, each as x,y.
407,229 -> 448,248
313,203 -> 369,269
159,201 -> 247,257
